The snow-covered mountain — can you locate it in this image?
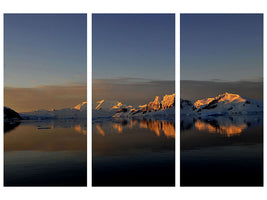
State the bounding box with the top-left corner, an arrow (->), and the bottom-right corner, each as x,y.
21,102 -> 87,119
181,92 -> 262,116
93,94 -> 175,120
92,100 -> 131,119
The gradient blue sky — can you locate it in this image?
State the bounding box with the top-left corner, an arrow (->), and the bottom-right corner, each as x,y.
181,14 -> 263,82
92,14 -> 175,81
4,14 -> 87,87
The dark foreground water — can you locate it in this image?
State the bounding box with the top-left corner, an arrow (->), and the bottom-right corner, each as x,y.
180,114 -> 263,186
92,118 -> 175,186
4,120 -> 87,186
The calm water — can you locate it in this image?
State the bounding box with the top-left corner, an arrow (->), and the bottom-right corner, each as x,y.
4,119 -> 87,186
92,118 -> 175,186
181,114 -> 263,186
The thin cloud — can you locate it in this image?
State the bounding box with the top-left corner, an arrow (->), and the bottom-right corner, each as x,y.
93,78 -> 175,106
181,80 -> 263,102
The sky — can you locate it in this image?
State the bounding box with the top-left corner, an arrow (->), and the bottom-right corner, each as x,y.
181,80 -> 263,102
180,14 -> 263,100
4,14 -> 87,112
92,78 -> 174,107
92,14 -> 175,104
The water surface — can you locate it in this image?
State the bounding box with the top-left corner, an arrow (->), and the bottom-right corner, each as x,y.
4,119 -> 87,186
92,119 -> 175,186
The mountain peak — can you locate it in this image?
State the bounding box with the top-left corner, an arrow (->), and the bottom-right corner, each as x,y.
95,100 -> 104,110
162,93 -> 175,109
111,102 -> 123,109
148,96 -> 161,111
74,101 -> 87,110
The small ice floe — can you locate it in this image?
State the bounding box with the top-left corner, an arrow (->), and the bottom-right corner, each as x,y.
37,127 -> 51,130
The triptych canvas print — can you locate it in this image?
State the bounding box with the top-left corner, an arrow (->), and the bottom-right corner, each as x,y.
3,13 -> 263,187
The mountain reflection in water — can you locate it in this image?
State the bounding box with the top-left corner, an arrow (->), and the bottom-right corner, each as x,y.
181,115 -> 262,137
96,119 -> 175,138
194,120 -> 247,137
180,114 -> 263,186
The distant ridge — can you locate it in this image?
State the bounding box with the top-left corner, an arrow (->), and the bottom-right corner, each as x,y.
20,102 -> 87,119
93,94 -> 175,120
